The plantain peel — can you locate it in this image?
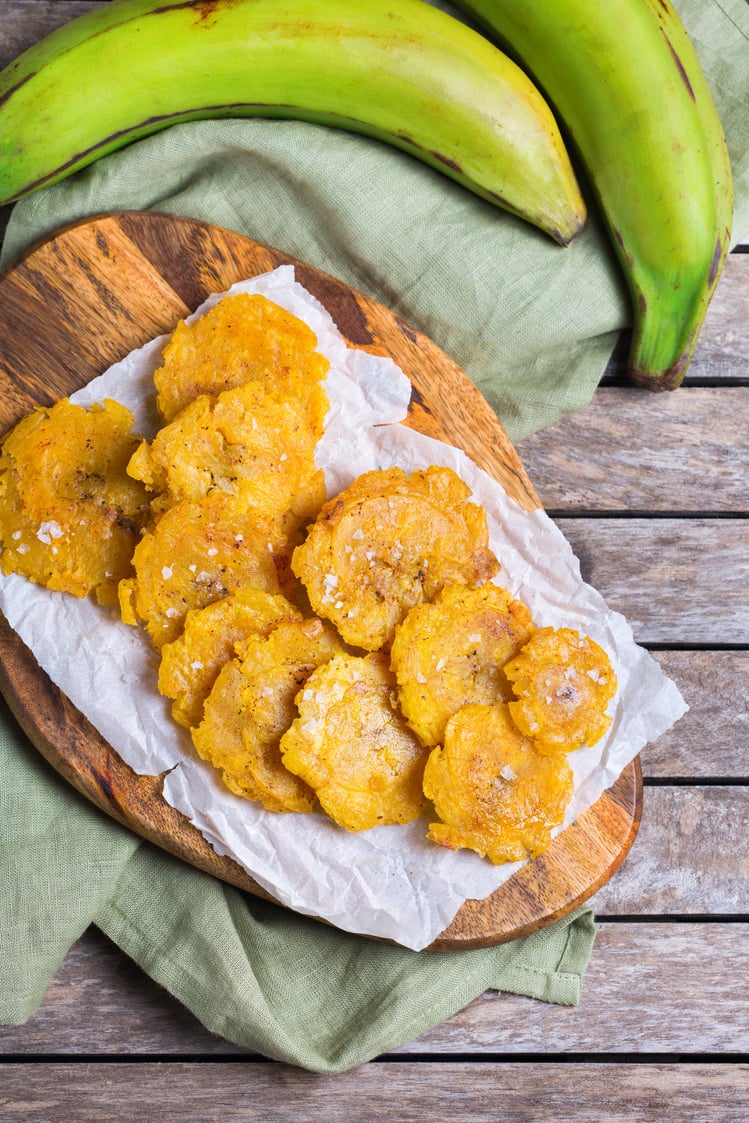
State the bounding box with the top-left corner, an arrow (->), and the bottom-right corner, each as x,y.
452,0 -> 733,387
0,0 -> 585,244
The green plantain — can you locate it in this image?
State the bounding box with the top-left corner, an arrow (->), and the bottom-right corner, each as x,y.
0,0 -> 586,245
451,0 -> 734,388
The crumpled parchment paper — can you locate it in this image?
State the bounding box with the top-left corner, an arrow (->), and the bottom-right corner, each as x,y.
0,267 -> 687,950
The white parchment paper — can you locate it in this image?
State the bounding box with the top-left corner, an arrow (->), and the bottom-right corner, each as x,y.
0,267 -> 688,950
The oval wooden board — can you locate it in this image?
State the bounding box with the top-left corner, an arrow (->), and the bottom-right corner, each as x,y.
0,211 -> 641,951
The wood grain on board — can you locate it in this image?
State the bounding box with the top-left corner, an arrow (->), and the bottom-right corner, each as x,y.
0,210 -> 640,950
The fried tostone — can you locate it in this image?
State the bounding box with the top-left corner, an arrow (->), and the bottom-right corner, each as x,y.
118,493 -> 283,650
423,702 -> 574,865
280,651 -> 429,832
192,617 -> 341,813
504,626 -> 617,753
390,582 -> 535,747
292,466 -> 499,652
0,398 -> 149,604
127,376 -> 328,529
154,292 -> 329,423
158,586 -> 303,728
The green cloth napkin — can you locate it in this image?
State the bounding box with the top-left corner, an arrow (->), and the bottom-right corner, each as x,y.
1,0 -> 748,1074
1,695 -> 595,1069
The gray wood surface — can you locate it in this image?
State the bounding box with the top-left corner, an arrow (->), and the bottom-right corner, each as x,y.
1,2 -> 748,1120
4,922 -> 748,1056
1,1061 -> 747,1123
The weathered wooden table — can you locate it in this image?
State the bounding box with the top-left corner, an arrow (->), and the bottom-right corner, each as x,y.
1,4 -> 748,1119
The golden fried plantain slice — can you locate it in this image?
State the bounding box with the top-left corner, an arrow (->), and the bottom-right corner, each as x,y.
118,493 -> 283,649
504,626 -> 617,753
0,398 -> 149,604
292,466 -> 499,651
154,292 -> 329,423
280,651 -> 428,832
191,660 -> 269,804
423,703 -> 574,864
390,583 -> 535,746
158,586 -> 303,728
192,617 -> 340,813
127,377 -> 328,525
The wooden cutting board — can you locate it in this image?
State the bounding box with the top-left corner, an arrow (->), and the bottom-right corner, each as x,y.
0,211 -> 641,950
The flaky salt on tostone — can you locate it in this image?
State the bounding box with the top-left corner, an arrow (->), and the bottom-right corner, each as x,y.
158,586 -> 303,729
0,398 -> 149,604
390,582 -> 535,747
423,702 -> 574,865
292,465 -> 499,652
504,626 -> 617,753
192,617 -> 342,813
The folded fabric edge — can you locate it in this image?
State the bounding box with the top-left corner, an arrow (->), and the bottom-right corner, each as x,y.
93,890 -> 595,1073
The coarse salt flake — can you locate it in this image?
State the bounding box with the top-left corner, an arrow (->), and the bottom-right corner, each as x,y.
36,520 -> 64,545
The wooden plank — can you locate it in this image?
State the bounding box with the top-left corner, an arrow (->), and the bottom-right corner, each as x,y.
411,922 -> 749,1054
602,254 -> 749,383
517,386 -> 749,512
645,650 -> 749,779
557,518 -> 749,645
0,1061 -> 747,1122
683,253 -> 749,381
591,787 -> 749,916
2,920 -> 748,1056
0,0 -> 101,65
